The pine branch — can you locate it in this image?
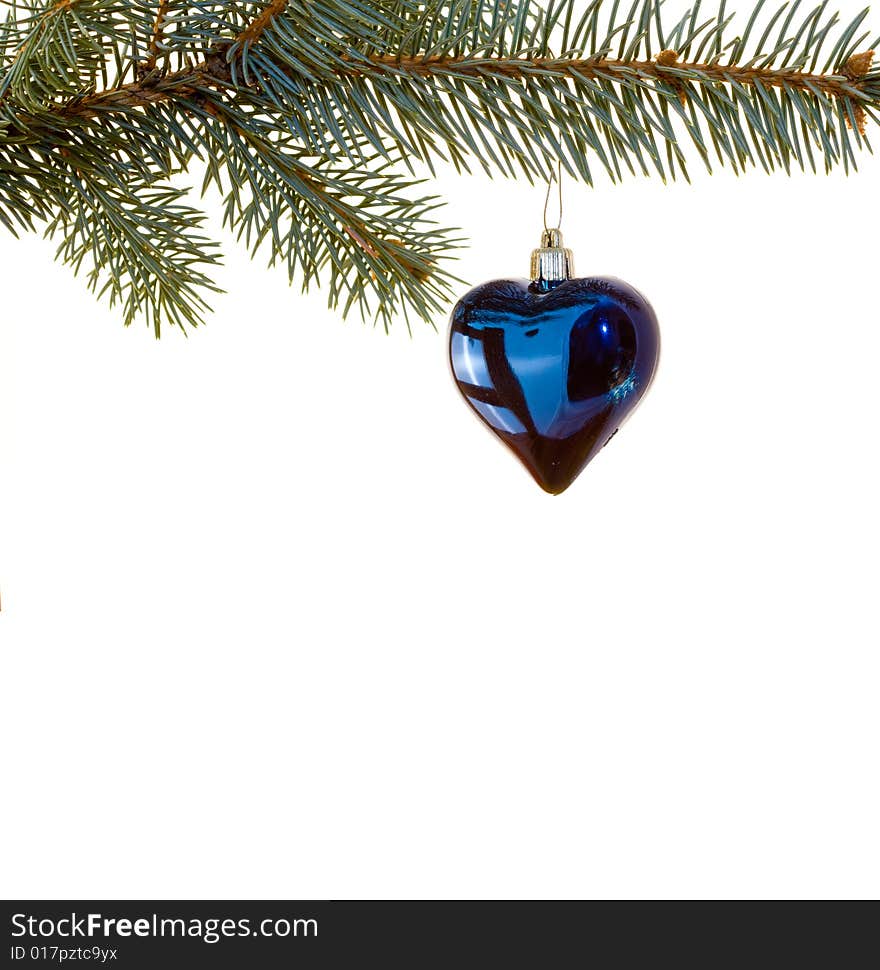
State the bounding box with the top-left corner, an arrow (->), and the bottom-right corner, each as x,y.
63,49 -> 877,128
43,138 -> 223,335
0,0 -> 878,335
196,98 -> 463,330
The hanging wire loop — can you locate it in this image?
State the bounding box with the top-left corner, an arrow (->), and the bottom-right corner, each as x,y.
542,161 -> 563,233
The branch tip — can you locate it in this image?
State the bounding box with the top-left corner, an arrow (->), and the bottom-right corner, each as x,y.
655,49 -> 679,66
843,50 -> 875,80
842,52 -> 874,134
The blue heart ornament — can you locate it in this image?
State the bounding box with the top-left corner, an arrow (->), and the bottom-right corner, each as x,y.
449,274 -> 660,494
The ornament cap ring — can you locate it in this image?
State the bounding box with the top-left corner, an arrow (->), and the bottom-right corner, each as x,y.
530,228 -> 574,284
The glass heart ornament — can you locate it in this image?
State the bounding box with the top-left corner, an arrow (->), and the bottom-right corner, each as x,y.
448,229 -> 661,494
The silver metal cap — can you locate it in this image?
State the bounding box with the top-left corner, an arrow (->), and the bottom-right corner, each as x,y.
530,228 -> 574,283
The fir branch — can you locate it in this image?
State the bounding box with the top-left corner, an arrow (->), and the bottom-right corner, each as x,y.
57,50 -> 878,115
194,98 -> 462,330
44,0 -> 880,182
43,144 -> 223,335
0,0 -> 879,334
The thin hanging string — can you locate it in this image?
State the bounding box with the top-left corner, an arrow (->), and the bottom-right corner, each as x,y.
543,161 -> 563,233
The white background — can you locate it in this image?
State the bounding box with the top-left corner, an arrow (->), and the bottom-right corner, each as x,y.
1,1 -> 878,900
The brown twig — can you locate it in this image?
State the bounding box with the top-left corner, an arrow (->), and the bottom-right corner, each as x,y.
59,52 -> 875,121
143,0 -> 171,73
235,0 -> 290,47
352,54 -> 874,100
